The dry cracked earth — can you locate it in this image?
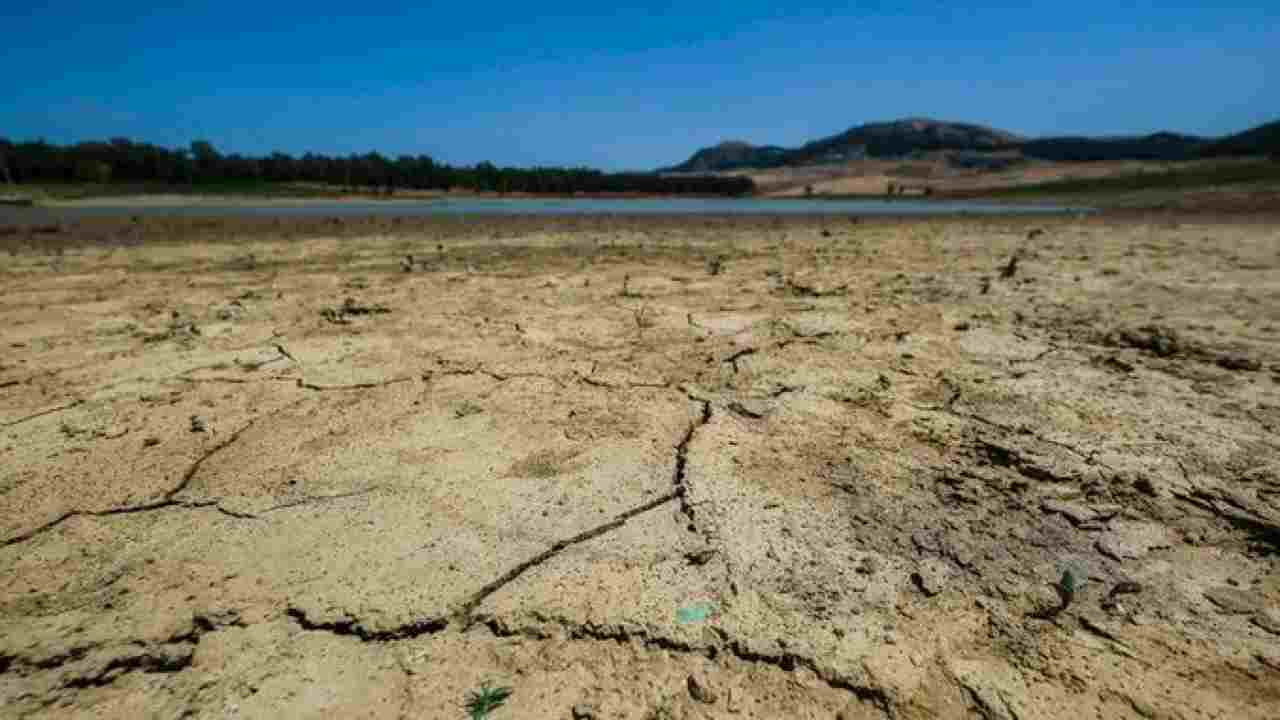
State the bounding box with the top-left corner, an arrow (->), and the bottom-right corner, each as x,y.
1,213 -> 1279,719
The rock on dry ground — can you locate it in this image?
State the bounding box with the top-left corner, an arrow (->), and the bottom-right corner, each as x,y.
1,213 -> 1278,719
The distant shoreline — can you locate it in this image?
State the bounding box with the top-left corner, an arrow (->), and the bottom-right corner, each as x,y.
29,189 -> 760,208
42,193 -> 446,208
10,170 -> 1278,216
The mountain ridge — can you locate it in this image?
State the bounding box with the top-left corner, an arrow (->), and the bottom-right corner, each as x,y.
663,117 -> 1278,172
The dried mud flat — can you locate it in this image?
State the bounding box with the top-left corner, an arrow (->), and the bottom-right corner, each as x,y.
2,214 -> 1278,719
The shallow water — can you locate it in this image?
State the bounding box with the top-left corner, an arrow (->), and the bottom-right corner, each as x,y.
3,196 -> 1087,220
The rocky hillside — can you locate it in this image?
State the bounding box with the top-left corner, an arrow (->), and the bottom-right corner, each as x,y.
787,117 -> 1023,164
667,141 -> 789,173
665,117 -> 1279,171
665,118 -> 1023,171
1202,119 -> 1280,157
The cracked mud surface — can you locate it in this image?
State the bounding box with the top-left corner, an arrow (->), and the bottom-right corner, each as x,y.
2,213 -> 1279,718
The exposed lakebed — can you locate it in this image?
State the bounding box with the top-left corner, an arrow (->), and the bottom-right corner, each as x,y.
2,213 -> 1274,719
4,195 -> 1087,221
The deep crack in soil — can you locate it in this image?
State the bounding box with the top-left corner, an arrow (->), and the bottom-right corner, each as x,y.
458,491 -> 682,625
673,398 -> 713,533
2,399 -> 305,547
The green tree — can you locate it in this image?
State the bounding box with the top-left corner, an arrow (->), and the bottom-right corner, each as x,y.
75,159 -> 112,184
190,140 -> 221,181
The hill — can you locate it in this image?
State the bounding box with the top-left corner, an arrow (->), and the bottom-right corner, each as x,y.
664,117 -> 1279,172
1201,119 -> 1280,157
666,141 -> 789,173
1019,132 -> 1207,162
787,117 -> 1022,164
665,118 -> 1021,172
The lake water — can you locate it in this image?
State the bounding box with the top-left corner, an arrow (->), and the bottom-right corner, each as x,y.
2,196 -> 1088,220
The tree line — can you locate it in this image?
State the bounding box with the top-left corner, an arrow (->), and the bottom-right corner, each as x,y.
0,137 -> 756,196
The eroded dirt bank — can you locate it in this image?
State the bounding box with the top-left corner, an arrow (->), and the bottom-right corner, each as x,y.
2,214 -> 1278,719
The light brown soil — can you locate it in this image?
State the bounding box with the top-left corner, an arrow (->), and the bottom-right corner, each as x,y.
746,157 -> 1163,197
2,214 -> 1278,719
747,157 -> 1280,204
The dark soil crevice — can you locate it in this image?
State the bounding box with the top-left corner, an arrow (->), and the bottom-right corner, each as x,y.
943,401 -> 1112,471
576,374 -> 618,389
782,277 -> 849,298
769,384 -> 805,399
296,377 -> 415,391
1171,489 -> 1280,556
458,491 -> 681,624
61,648 -> 194,688
0,645 -> 95,676
256,487 -> 382,515
209,504 -> 261,520
1,500 -> 260,548
1,511 -> 79,548
672,399 -> 713,531
473,615 -> 891,715
1,399 -> 85,428
974,439 -> 1075,484
3,612 -> 241,690
722,639 -> 893,716
285,607 -> 449,642
574,373 -> 672,391
167,399 -> 308,502
176,375 -> 256,386
480,616 -> 710,656
1,401 -> 303,547
723,347 -> 757,374
423,363 -> 567,389
289,495 -> 684,642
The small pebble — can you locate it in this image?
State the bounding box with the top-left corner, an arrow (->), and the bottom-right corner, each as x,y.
687,673 -> 718,704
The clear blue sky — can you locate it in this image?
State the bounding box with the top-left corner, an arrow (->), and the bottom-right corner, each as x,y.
2,1 -> 1276,170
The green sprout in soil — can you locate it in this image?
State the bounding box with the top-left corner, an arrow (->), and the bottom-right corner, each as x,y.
1054,565 -> 1088,611
465,680 -> 513,719
1059,568 -> 1079,597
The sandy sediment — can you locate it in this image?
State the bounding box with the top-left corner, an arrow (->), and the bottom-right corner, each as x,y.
39,193 -> 447,208
1,214 -> 1278,718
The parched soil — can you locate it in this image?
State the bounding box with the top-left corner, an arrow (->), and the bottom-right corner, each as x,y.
1,214 -> 1278,719
746,157 -> 1280,214
749,157 -> 1157,197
